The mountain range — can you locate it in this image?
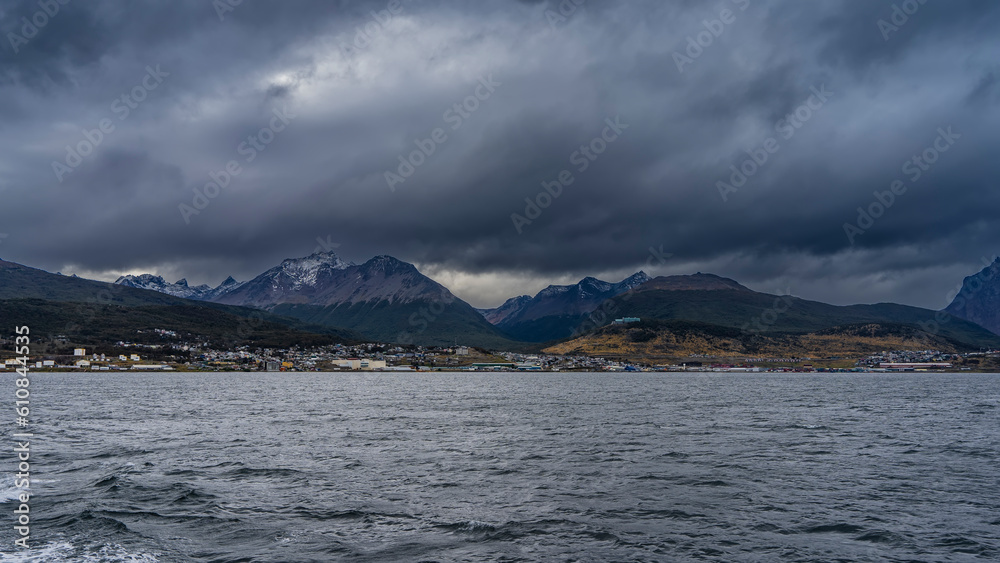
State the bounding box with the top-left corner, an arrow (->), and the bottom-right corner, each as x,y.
0,258 -> 357,350
478,272 -> 651,341
3,250 -> 1000,354
211,253 -> 514,348
115,274 -> 244,301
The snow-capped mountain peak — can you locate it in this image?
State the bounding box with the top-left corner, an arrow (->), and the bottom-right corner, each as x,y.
620,271 -> 650,287
115,273 -> 243,301
579,277 -> 613,294
213,253 -> 452,309
276,251 -> 355,289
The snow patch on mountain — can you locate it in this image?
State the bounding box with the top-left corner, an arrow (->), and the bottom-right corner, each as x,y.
115,273 -> 244,301
478,295 -> 532,325
275,251 -> 354,290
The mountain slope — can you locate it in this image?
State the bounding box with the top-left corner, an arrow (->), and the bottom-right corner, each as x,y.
0,259 -> 187,306
544,319 -> 977,362
492,272 -> 651,342
214,253 -> 519,348
212,252 -> 356,308
0,298 -> 355,349
945,257 -> 1000,336
637,272 -> 749,292
0,259 -> 355,346
477,295 -> 531,325
586,276 -> 1000,350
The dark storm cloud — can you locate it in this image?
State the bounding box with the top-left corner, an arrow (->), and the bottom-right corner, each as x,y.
1,0 -> 999,308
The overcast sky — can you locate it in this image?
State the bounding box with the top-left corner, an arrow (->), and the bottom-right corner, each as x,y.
1,0 -> 998,308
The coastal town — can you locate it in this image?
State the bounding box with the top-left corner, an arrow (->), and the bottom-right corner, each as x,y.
2,331 -> 998,373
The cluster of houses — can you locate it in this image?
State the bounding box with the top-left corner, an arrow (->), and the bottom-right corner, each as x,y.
0,348 -> 173,371
856,350 -> 987,371
189,343 -> 475,372
5,331 -> 997,373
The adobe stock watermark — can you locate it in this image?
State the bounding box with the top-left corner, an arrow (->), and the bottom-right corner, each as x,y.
644,245 -> 673,271
715,84 -> 833,202
219,310 -> 266,350
545,0 -> 586,29
673,0 -> 751,73
5,0 -> 71,54
313,235 -> 341,254
51,65 -> 169,183
395,291 -> 456,346
0,233 -> 8,245
843,126 -> 959,245
179,106 -> 296,224
741,290 -> 794,335
877,0 -> 931,42
212,0 -> 243,22
511,115 -> 629,234
384,75 -> 500,192
12,325 -> 33,549
339,0 -> 412,59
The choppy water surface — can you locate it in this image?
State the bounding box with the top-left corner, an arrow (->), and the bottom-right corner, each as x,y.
1,372 -> 998,562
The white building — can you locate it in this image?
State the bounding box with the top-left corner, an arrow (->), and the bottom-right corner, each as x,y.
74,348 -> 86,356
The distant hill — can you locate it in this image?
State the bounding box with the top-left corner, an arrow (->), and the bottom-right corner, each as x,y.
8,253 -> 998,355
486,272 -> 650,342
0,259 -> 185,306
581,278 -> 1000,350
945,257 -> 1000,336
544,319 -> 987,362
637,272 -> 749,292
0,298 -> 355,350
0,259 -> 356,347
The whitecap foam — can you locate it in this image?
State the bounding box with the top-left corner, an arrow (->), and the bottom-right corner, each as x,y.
0,477 -> 24,504
0,541 -> 75,562
457,520 -> 498,532
0,541 -> 160,562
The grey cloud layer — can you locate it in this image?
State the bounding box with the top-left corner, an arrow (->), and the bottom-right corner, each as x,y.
1,0 -> 998,308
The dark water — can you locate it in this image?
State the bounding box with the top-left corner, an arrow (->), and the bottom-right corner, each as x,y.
1,372 -> 999,562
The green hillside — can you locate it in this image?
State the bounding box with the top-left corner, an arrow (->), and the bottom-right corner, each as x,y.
0,260 -> 188,306
0,299 -> 356,349
497,314 -> 590,343
594,289 -> 1000,350
271,299 -> 526,349
545,318 -> 983,362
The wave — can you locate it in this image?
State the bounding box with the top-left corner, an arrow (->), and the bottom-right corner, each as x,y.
0,476 -> 24,504
801,523 -> 864,534
221,467 -> 305,479
0,541 -> 160,562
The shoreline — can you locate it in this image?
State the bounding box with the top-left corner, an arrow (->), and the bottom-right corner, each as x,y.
5,367 -> 1000,374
